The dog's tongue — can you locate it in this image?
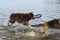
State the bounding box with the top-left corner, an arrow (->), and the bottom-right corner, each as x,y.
34,14 -> 42,19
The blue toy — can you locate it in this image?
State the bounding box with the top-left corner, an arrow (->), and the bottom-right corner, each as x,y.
34,14 -> 42,19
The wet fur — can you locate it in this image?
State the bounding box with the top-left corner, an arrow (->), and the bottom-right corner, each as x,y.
46,19 -> 60,29
31,19 -> 60,35
8,12 -> 34,26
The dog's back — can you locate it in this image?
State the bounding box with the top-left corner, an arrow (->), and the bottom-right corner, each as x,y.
10,13 -> 29,22
46,19 -> 60,29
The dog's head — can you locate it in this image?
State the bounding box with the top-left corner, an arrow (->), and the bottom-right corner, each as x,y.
29,12 -> 34,19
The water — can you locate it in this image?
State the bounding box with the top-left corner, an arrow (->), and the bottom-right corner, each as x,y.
0,25 -> 60,40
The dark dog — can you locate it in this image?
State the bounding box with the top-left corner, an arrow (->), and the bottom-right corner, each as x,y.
8,12 -> 34,27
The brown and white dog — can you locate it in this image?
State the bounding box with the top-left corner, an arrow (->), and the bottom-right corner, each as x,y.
8,12 -> 34,28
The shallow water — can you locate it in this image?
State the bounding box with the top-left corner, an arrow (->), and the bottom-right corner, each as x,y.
0,26 -> 60,40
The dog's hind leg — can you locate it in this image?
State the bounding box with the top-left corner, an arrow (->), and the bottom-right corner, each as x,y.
8,19 -> 15,28
41,23 -> 48,33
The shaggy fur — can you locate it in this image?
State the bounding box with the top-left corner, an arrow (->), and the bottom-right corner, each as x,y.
8,12 -> 34,26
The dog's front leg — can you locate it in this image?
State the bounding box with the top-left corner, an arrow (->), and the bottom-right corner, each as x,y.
28,25 -> 33,29
8,20 -> 15,28
38,23 -> 48,34
23,22 -> 33,29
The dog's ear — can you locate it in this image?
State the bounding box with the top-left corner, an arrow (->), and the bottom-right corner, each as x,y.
29,12 -> 34,19
29,12 -> 33,16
